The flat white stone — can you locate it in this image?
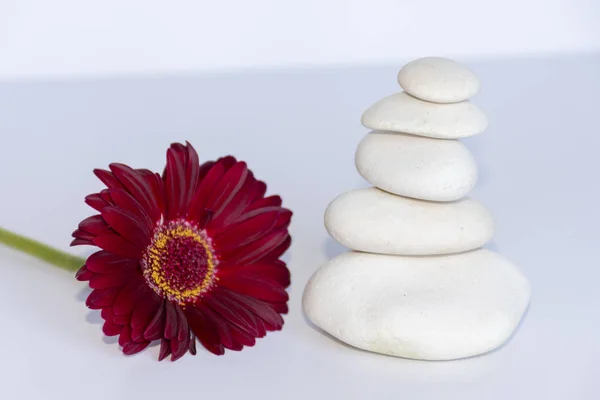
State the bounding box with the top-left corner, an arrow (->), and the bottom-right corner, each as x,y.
398,57 -> 481,103
303,249 -> 530,360
361,92 -> 487,139
355,131 -> 477,201
325,188 -> 494,255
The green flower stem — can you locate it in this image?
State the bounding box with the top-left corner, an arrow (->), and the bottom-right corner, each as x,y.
0,226 -> 85,272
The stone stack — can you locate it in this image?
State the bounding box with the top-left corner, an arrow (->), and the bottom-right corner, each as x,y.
303,57 -> 530,360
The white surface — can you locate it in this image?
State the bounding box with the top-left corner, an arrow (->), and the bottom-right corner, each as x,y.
355,131 -> 477,201
1,1 -> 600,79
398,57 -> 481,103
361,92 -> 488,139
325,188 -> 494,255
0,54 -> 599,398
303,249 -> 530,360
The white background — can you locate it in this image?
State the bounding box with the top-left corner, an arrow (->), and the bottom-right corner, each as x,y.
1,2 -> 600,400
1,0 -> 599,79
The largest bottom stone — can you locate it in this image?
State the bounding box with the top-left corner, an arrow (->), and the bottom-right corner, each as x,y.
303,249 -> 530,360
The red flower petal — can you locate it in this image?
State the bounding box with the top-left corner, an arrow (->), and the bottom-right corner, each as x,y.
75,265 -> 93,281
89,271 -> 130,290
198,304 -> 244,351
112,279 -> 146,315
103,320 -> 121,336
255,318 -> 267,338
213,209 -> 283,251
185,307 -> 225,355
164,142 -> 201,220
219,261 -> 291,287
101,206 -> 151,249
118,325 -> 132,346
108,188 -> 154,231
187,163 -> 225,223
218,273 -> 289,303
275,209 -> 293,229
247,195 -> 282,211
109,163 -> 161,222
205,162 -> 248,219
143,300 -> 166,341
122,341 -> 150,356
100,189 -> 114,205
71,238 -> 93,246
86,288 -> 120,309
113,313 -> 131,325
131,292 -> 162,341
231,327 -> 256,347
164,302 -> 178,340
77,215 -> 113,236
205,173 -> 257,230
72,229 -> 95,242
158,338 -> 172,361
183,143 -> 201,202
94,169 -> 124,189
252,181 -> 267,201
170,334 -> 190,361
175,306 -> 189,341
203,291 -> 260,337
216,155 -> 237,170
85,251 -> 139,274
137,169 -> 167,217
189,334 -> 197,355
93,234 -> 143,258
223,229 -> 290,265
85,193 -> 110,212
165,146 -> 187,220
221,289 -> 284,331
259,235 -> 292,263
101,307 -> 113,321
197,160 -> 215,181
269,302 -> 289,314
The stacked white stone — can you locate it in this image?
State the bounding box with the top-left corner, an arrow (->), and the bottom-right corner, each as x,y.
303,57 -> 530,361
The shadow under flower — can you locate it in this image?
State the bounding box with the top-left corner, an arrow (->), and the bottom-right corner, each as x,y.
85,310 -> 103,325
102,335 -> 119,345
75,286 -> 92,302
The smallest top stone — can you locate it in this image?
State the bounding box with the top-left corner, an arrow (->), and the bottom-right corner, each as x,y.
398,57 -> 480,103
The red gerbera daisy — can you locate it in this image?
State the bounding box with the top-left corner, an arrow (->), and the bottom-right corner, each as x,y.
72,142 -> 292,361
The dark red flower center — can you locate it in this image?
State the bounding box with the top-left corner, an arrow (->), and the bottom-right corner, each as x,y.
141,220 -> 217,305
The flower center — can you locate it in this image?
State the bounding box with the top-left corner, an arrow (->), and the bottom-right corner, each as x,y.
141,220 -> 217,305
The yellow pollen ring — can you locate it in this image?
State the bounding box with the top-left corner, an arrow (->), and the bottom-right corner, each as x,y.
143,223 -> 216,305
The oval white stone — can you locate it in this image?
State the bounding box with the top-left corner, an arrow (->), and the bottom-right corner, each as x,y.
303,250 -> 530,360
355,131 -> 477,201
398,57 -> 481,103
325,188 -> 494,255
361,92 -> 487,139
